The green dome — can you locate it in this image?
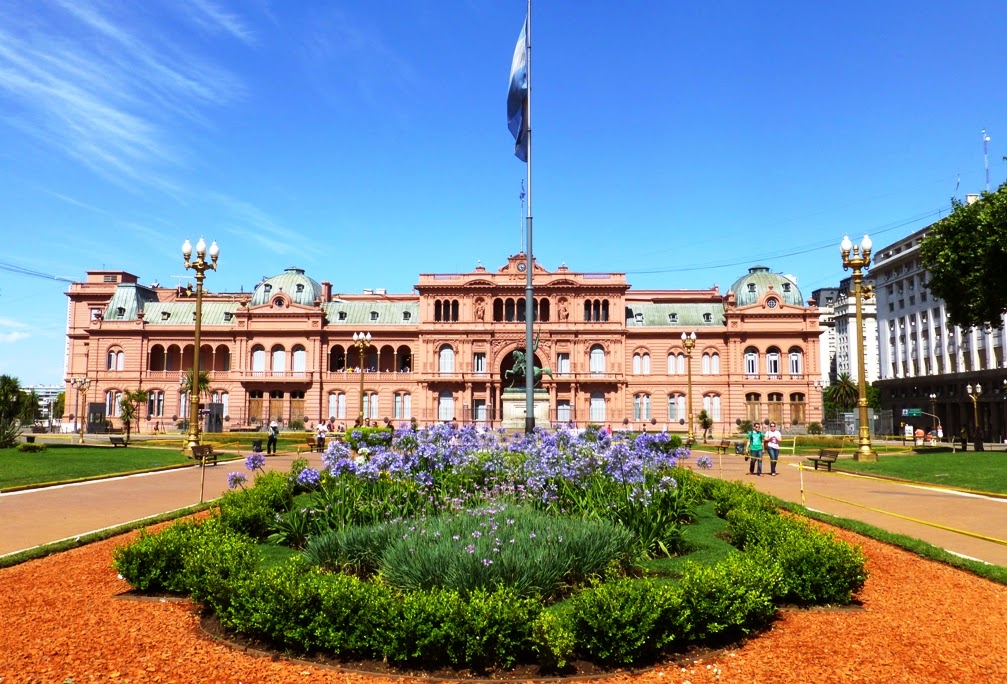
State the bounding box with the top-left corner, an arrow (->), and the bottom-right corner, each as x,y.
251,268 -> 322,306
729,266 -> 803,306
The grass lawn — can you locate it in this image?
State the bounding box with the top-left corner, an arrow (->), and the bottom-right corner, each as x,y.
835,450 -> 1007,495
638,500 -> 735,577
0,444 -> 199,489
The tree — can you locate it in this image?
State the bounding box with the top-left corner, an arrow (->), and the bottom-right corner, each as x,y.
118,394 -> 136,443
920,181 -> 1007,331
53,392 -> 65,423
179,369 -> 211,402
697,409 -> 714,442
19,389 -> 39,424
125,389 -> 148,435
0,375 -> 24,448
824,373 -> 859,411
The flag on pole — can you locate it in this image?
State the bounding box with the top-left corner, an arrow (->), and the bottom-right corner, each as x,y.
507,14 -> 529,162
519,180 -> 526,201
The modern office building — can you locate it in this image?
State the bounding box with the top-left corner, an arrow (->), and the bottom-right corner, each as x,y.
874,201 -> 1007,442
63,257 -> 823,435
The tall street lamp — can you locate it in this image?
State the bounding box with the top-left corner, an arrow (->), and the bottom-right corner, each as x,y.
840,233 -> 877,461
353,332 -> 372,425
681,331 -> 697,443
966,383 -> 984,451
70,376 -> 90,443
181,237 -> 219,457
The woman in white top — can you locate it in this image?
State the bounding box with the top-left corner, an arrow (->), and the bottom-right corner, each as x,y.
764,422 -> 783,476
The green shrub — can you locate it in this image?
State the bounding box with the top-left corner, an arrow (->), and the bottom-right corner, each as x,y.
15,442 -> 47,453
343,426 -> 393,450
678,551 -> 779,641
218,471 -> 293,539
113,520 -> 199,592
179,518 -> 257,611
569,578 -> 686,665
303,521 -> 408,575
725,506 -> 867,604
531,605 -> 577,670
289,420 -> 305,431
807,422 -> 823,435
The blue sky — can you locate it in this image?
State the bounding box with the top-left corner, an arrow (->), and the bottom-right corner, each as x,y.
1,1 -> 1005,385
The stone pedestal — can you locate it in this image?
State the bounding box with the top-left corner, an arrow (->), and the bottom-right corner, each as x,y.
501,388 -> 550,429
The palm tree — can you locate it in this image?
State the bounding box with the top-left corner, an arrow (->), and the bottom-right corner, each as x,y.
0,375 -> 24,448
120,389 -> 148,439
179,369 -> 211,402
697,409 -> 714,442
825,373 -> 859,411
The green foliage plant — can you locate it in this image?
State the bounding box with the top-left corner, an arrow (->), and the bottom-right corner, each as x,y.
15,442 -> 47,453
807,422 -> 823,435
218,471 -> 293,539
343,426 -> 394,450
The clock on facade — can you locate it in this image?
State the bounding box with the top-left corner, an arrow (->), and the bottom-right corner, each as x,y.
517,262 -> 527,272
767,298 -> 778,308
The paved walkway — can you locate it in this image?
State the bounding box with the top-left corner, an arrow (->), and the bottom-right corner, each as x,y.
699,451 -> 1007,566
0,452 -> 319,556
3,448 -> 1007,568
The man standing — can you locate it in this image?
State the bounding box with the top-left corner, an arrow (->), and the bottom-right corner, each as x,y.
267,420 -> 279,455
764,421 -> 783,476
747,422 -> 765,476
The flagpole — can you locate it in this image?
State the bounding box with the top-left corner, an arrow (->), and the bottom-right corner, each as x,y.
523,0 -> 535,434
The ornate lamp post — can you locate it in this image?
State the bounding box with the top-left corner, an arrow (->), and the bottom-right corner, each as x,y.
840,233 -> 877,461
681,331 -> 697,443
70,376 -> 91,443
181,237 -> 219,457
353,332 -> 372,424
929,392 -> 938,435
966,383 -> 983,451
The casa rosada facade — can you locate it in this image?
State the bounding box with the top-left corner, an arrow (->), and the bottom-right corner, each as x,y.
63,255 -> 821,434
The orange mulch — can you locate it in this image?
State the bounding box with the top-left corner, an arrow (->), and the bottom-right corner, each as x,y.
2,526 -> 1007,683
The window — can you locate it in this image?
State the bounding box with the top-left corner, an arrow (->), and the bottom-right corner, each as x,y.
783,283 -> 791,293
668,313 -> 678,324
789,349 -> 803,375
223,312 -> 233,321
701,353 -> 711,375
363,392 -> 379,419
632,352 -> 650,374
589,345 -> 606,373
251,346 -> 266,372
557,353 -> 570,375
703,313 -> 713,323
744,348 -> 758,376
748,283 -> 756,293
106,390 -> 122,417
556,400 -> 571,422
711,352 -> 720,374
633,394 -> 651,420
296,283 -> 304,293
473,352 -> 486,373
704,394 -> 721,421
766,348 -> 781,376
768,392 -> 784,424
90,308 -> 102,321
438,390 -> 454,421
394,392 -> 412,419
668,394 -> 685,422
106,349 -> 124,371
589,391 -> 606,422
328,392 -> 346,419
271,345 -> 286,373
338,311 -> 347,321
745,392 -> 761,421
147,390 -> 164,417
438,345 -> 455,373
403,311 -> 412,321
370,311 -> 379,321
634,312 -> 644,324
292,346 -> 307,375
213,391 -> 229,419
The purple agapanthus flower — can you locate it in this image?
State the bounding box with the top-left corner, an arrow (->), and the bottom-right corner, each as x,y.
227,471 -> 247,489
244,452 -> 266,472
295,467 -> 321,489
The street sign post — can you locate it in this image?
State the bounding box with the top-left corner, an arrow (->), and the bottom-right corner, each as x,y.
901,408 -> 923,417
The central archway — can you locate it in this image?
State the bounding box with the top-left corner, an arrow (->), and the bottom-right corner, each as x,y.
498,350 -> 545,389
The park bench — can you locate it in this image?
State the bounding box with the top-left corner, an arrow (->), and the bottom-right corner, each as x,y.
189,444 -> 217,466
684,437 -> 696,450
807,449 -> 839,472
306,437 -> 325,453
714,439 -> 732,455
109,436 -> 127,448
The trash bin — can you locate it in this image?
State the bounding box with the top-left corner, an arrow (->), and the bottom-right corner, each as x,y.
734,442 -> 745,455
25,436 -> 35,444
251,439 -> 263,453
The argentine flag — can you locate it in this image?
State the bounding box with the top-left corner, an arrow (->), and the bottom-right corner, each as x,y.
507,15 -> 528,162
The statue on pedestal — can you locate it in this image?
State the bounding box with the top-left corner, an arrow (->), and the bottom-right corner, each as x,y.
505,336 -> 552,388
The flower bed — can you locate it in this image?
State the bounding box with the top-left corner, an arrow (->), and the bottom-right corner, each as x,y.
114,425 -> 867,672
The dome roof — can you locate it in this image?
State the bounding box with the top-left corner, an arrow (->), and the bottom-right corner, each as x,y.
250,268 -> 322,306
729,266 -> 803,307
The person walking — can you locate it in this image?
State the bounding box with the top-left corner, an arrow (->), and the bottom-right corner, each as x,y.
747,422 -> 765,476
267,420 -> 279,455
764,421 -> 782,476
315,422 -> 327,449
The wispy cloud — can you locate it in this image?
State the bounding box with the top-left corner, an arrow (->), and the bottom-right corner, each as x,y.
0,318 -> 29,330
182,0 -> 257,45
0,331 -> 30,343
204,192 -> 303,256
0,0 -> 249,188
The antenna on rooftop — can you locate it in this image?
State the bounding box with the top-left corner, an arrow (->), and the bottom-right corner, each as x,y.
168,275 -> 188,288
983,129 -> 991,192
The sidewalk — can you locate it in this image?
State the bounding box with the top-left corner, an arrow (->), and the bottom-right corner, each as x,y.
0,452 -> 317,557
700,451 -> 1007,566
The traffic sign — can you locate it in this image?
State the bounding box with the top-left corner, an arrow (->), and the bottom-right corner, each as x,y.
901,408 -> 923,417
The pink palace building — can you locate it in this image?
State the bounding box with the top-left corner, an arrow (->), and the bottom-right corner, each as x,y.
63,255 -> 821,434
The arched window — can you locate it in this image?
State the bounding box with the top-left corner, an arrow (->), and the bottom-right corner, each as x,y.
668,394 -> 685,422
165,344 -> 181,371
214,391 -> 229,418
789,392 -> 806,424
789,348 -> 804,376
394,392 -> 412,419
438,345 -> 455,373
329,345 -> 346,372
214,345 -> 230,371
396,345 -> 412,372
744,347 -> 759,376
505,299 -> 516,322
251,345 -> 266,373
633,393 -> 651,420
517,298 -> 526,322
584,300 -> 593,322
589,345 -> 606,373
539,298 -> 550,322
676,353 -> 686,374
766,347 -> 781,377
601,300 -> 609,322
701,353 -> 711,375
147,390 -> 164,417
271,345 -> 286,373
632,352 -> 650,375
438,390 -> 454,421
711,352 -> 720,374
493,298 -> 504,322
292,345 -> 307,375
149,345 -> 165,372
434,300 -> 443,322
703,394 -> 721,421
106,390 -> 121,417
768,392 -> 784,424
328,392 -> 346,419
451,300 -> 459,322
106,349 -> 124,371
745,392 -> 761,421
589,391 -> 606,421
363,392 -> 379,419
